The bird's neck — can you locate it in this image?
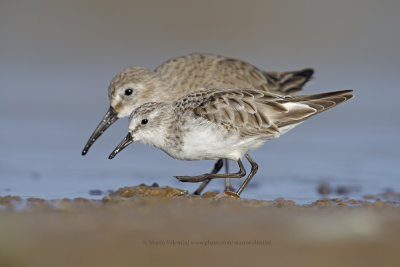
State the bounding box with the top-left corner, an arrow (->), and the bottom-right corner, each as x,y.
140,75 -> 183,104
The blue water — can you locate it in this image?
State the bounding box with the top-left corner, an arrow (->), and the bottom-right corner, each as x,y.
1,0 -> 400,204
1,113 -> 398,204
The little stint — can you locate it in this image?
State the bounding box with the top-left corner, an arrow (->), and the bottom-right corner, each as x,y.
82,53 -> 314,193
108,88 -> 354,195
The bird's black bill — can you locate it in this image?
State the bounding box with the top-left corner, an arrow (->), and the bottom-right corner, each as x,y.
109,133 -> 134,159
81,106 -> 119,155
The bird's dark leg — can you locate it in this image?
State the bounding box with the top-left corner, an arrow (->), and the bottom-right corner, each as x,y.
236,154 -> 259,195
192,159 -> 223,195
224,159 -> 235,192
175,159 -> 246,182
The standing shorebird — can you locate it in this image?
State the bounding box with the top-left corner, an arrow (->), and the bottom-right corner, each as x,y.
82,53 -> 314,193
108,88 -> 354,196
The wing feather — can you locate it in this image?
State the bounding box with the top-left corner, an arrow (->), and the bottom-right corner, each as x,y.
177,88 -> 353,138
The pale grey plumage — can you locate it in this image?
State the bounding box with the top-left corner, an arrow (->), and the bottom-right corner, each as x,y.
109,88 -> 354,195
83,53 -> 314,155
84,53 -> 314,194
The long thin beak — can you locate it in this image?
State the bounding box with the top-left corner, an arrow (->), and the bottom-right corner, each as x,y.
81,106 -> 119,155
109,133 -> 134,159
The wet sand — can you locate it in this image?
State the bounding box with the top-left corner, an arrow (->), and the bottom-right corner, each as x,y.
1,185 -> 400,267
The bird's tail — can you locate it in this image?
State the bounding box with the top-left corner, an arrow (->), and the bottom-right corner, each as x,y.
291,89 -> 354,113
275,89 -> 354,128
265,68 -> 314,95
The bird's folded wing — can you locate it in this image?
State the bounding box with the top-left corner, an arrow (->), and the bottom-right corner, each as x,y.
181,88 -> 353,137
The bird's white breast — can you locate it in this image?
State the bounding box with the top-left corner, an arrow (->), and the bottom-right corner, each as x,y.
178,118 -> 260,161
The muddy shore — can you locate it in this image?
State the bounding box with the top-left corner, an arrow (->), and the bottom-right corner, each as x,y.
1,185 -> 400,267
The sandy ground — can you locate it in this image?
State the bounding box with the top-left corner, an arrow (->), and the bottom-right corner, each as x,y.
1,185 -> 400,267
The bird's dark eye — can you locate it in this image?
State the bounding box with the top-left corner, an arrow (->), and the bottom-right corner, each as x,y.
125,88 -> 133,96
141,119 -> 148,125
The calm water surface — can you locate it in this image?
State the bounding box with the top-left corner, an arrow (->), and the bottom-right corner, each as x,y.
1,116 -> 398,204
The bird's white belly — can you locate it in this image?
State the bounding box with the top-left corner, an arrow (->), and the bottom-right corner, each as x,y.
178,121 -> 264,161
181,129 -> 239,160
